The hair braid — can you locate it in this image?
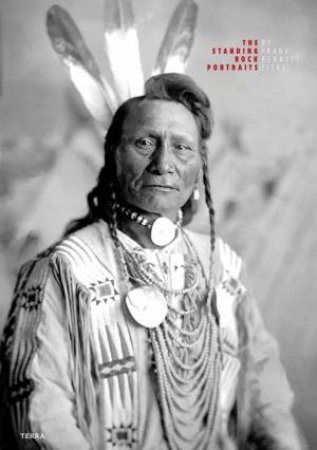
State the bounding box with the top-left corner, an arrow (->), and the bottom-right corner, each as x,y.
201,146 -> 216,257
108,190 -> 120,248
200,145 -> 219,326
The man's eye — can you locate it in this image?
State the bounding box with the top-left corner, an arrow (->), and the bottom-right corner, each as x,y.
174,143 -> 191,152
136,138 -> 155,149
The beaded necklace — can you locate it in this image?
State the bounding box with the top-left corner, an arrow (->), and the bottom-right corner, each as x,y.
116,202 -> 183,247
109,214 -> 222,450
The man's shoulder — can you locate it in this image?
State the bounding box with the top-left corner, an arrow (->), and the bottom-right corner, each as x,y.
53,220 -> 115,271
14,220 -> 116,294
56,220 -> 109,253
20,221 -> 111,276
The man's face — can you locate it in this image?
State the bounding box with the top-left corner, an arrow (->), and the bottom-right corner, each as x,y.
114,100 -> 202,220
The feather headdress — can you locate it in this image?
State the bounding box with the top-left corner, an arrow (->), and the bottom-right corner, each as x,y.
46,0 -> 198,131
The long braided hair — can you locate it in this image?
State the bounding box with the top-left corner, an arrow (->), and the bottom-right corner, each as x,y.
65,73 -> 216,258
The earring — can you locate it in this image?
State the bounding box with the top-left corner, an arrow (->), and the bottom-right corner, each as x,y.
92,195 -> 98,208
111,185 -> 117,204
193,186 -> 200,201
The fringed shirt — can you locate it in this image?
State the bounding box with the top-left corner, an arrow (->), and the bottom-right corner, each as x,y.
0,220 -> 304,449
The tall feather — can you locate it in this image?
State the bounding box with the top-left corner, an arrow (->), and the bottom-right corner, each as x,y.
103,0 -> 144,102
46,5 -> 117,129
153,0 -> 198,75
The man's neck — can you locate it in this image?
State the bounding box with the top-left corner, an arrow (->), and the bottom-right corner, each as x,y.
116,218 -> 160,249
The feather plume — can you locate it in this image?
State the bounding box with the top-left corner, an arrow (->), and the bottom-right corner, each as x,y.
46,5 -> 117,129
153,0 -> 198,75
103,0 -> 144,102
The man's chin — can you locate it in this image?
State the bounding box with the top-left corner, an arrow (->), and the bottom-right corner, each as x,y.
127,198 -> 181,219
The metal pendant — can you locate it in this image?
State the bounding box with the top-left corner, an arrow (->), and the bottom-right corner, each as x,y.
151,217 -> 177,247
126,286 -> 168,328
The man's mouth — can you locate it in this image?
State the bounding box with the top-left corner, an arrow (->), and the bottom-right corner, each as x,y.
142,184 -> 179,191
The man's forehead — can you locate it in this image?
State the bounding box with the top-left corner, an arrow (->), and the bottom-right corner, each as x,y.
122,99 -> 199,136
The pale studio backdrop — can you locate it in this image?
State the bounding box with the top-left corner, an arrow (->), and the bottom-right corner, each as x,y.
0,0 -> 317,447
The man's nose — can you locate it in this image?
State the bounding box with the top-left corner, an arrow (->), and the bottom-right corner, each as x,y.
147,141 -> 175,175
